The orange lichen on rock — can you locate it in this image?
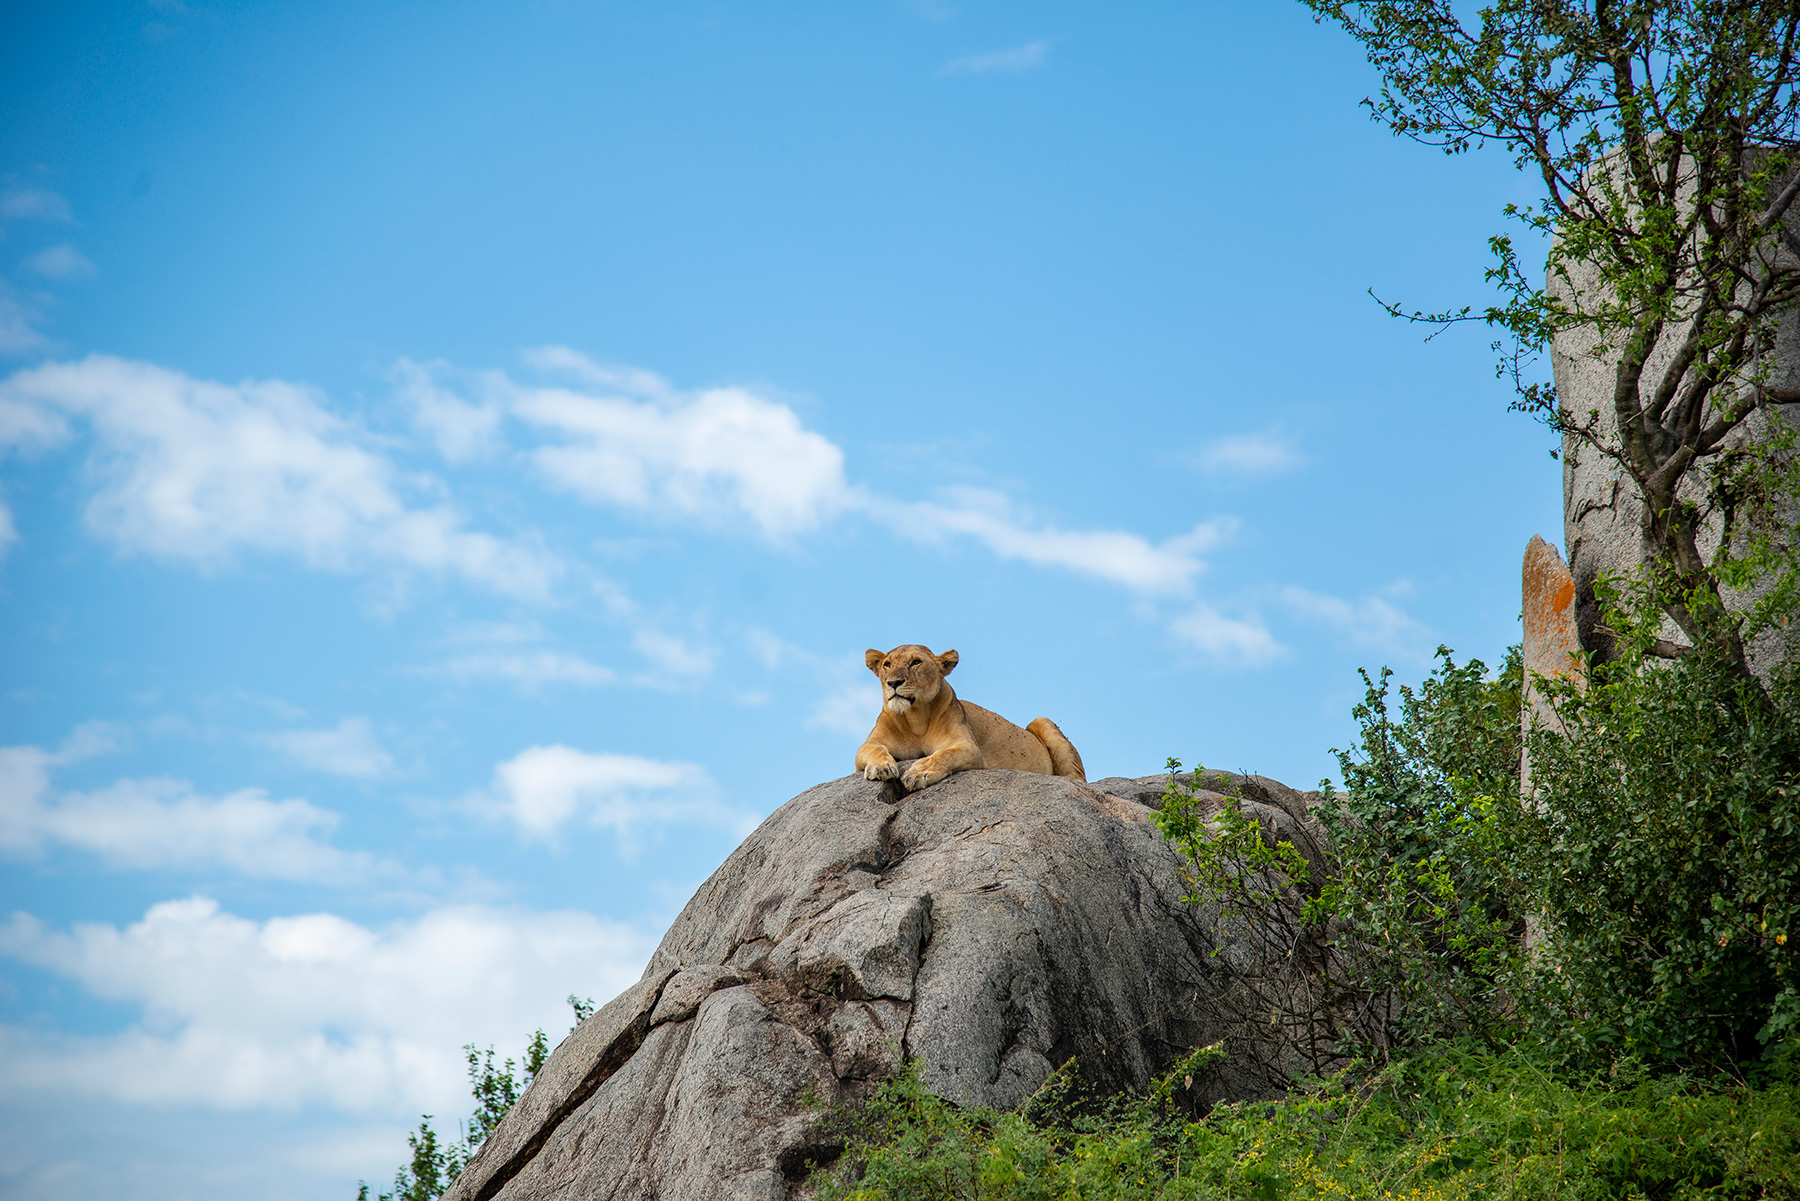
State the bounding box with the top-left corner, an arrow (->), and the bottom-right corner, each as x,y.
1522,534 -> 1583,692
1521,532 -> 1584,800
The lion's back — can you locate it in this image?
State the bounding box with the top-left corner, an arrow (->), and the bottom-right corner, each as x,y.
958,699 -> 1055,774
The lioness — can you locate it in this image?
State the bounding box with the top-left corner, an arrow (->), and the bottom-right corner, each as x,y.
854,644 -> 1086,793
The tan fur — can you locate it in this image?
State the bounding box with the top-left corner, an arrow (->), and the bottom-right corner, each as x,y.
854,644 -> 1087,793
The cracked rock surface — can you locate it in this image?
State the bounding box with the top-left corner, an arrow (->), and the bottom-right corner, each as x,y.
444,766 -> 1321,1201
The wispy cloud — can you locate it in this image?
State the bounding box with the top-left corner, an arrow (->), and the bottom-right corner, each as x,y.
0,738 -> 390,883
0,286 -> 50,355
0,355 -> 561,599
257,717 -> 394,779
872,488 -> 1233,595
1280,584 -> 1431,656
11,348 -> 1254,605
23,244 -> 96,281
443,650 -> 615,689
480,744 -> 757,849
632,629 -> 715,680
1191,429 -> 1304,478
391,357 -> 503,463
807,679 -> 874,737
1170,602 -> 1286,666
0,897 -> 653,1114
0,185 -> 75,226
941,40 -> 1051,76
432,621 -> 616,690
402,351 -> 1250,597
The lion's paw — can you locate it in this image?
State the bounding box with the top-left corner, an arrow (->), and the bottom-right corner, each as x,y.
863,759 -> 900,782
901,765 -> 941,792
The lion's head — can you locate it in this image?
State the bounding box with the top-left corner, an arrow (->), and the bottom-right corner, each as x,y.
864,644 -> 959,715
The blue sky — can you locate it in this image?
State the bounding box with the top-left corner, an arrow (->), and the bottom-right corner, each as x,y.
0,3 -> 1562,1198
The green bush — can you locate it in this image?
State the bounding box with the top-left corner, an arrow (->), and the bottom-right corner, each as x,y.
1315,647 -> 1530,1056
1153,648 -> 1530,1082
811,1041 -> 1800,1200
1164,600 -> 1800,1078
1527,584 -> 1800,1071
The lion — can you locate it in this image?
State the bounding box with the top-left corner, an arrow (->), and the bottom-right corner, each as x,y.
854,644 -> 1087,793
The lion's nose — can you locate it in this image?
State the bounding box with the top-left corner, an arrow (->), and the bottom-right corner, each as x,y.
886,677 -> 904,688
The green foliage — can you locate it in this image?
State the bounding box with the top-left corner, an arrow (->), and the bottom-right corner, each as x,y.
1156,764 -> 1313,927
394,1121 -> 458,1201
357,996 -> 594,1201
1301,0 -> 1800,675
1153,764 -> 1345,1083
1153,649 -> 1528,1082
812,1042 -> 1800,1200
1527,583 -> 1800,1070
1316,647 -> 1530,1054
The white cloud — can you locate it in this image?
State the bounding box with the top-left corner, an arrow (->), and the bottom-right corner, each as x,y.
1280,585 -> 1431,655
0,379 -> 67,446
807,680 -> 874,738
1170,602 -> 1286,666
744,627 -> 798,670
0,739 -> 386,883
443,650 -> 615,689
633,629 -> 715,679
0,355 -> 560,599
484,744 -> 754,849
0,287 -> 49,355
0,186 -> 75,225
397,349 -> 1245,597
1193,430 -> 1304,478
875,488 -> 1233,594
0,386 -> 70,550
504,347 -> 852,538
433,622 -> 617,690
258,717 -> 394,779
391,357 -> 503,463
941,41 -> 1051,76
22,243 -> 95,280
0,896 -> 653,1115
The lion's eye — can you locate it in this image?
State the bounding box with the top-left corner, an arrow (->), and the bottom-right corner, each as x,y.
909,658 -> 921,666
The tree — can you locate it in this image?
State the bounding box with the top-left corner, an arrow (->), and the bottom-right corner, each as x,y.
358,996 -> 591,1201
1304,0 -> 1800,682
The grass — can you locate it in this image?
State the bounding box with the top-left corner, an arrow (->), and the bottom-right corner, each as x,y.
809,1041 -> 1800,1200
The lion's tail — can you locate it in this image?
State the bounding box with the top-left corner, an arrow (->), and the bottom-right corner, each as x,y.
1026,717 -> 1087,783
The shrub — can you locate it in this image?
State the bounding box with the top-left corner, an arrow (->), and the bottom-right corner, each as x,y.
811,1041 -> 1800,1200
1527,583 -> 1800,1071
1315,646 -> 1531,1056
1154,647 -> 1530,1083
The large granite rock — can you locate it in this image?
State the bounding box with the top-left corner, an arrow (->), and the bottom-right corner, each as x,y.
444,766 -> 1326,1201
1549,180 -> 1800,674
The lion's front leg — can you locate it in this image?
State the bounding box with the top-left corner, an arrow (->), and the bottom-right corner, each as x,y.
901,740 -> 982,792
856,742 -> 901,782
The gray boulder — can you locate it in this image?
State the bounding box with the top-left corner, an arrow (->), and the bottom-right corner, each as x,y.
444,766 -> 1325,1201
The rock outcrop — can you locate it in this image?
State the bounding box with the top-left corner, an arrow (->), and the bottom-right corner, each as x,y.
1549,181 -> 1800,674
444,766 -> 1326,1201
1521,535 -> 1583,730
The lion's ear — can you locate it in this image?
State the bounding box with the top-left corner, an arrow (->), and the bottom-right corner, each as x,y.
938,649 -> 959,675
865,649 -> 885,672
